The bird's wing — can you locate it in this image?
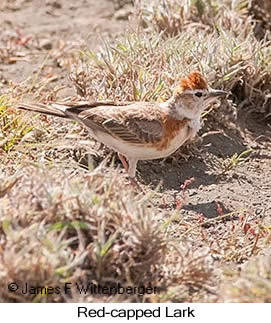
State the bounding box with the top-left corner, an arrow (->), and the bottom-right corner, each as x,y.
69,103 -> 164,145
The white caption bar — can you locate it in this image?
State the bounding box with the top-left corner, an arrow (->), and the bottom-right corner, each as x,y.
1,303 -> 268,323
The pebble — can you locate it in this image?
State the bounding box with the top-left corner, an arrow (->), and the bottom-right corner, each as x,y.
40,39 -> 53,50
114,7 -> 132,20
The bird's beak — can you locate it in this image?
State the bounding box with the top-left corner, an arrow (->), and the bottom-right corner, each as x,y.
209,89 -> 228,97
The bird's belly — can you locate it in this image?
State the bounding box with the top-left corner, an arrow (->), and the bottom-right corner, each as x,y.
94,127 -> 192,161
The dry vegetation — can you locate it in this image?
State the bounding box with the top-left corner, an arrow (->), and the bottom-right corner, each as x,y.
0,0 -> 271,302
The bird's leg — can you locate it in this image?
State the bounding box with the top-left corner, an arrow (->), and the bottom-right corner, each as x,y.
118,153 -> 142,191
118,153 -> 129,173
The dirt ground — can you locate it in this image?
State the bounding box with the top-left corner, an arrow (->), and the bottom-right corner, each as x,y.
1,0 -> 271,251
0,0 -> 131,94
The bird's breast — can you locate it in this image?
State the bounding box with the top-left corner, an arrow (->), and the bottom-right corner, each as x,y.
155,117 -> 189,149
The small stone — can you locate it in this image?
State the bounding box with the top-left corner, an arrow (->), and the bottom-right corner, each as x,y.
114,6 -> 132,20
46,1 -> 62,9
40,39 -> 53,50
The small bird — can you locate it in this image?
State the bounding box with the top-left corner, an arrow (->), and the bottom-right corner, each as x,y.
15,72 -> 227,182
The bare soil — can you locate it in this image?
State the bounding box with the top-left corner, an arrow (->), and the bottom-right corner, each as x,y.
0,0 -> 130,95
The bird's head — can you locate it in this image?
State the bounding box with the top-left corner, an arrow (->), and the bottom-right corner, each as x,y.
171,72 -> 227,120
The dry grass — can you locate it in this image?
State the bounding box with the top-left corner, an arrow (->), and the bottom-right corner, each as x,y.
0,165 -> 216,302
1,163 -> 269,302
222,248 -> 271,302
0,0 -> 271,302
70,0 -> 270,124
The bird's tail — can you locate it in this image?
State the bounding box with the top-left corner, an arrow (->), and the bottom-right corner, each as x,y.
15,103 -> 69,118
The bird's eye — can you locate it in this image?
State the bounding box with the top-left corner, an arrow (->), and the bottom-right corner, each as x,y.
195,92 -> 203,98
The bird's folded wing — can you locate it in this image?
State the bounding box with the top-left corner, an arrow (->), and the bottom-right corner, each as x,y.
69,104 -> 164,145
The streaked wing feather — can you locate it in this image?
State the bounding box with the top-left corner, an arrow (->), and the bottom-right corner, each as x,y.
133,119 -> 163,137
72,104 -> 164,145
102,119 -> 144,144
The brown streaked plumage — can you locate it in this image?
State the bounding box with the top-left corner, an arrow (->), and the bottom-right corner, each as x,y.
15,72 -> 227,183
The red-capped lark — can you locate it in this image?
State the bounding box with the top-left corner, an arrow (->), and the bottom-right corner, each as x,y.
15,72 -> 227,183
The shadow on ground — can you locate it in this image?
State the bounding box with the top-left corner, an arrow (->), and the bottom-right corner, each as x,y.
182,201 -> 231,219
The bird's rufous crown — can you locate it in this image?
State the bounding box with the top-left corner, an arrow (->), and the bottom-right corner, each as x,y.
176,72 -> 208,93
